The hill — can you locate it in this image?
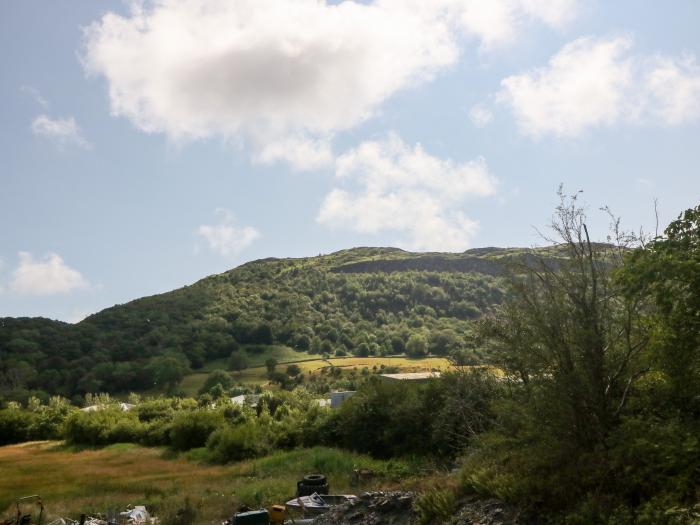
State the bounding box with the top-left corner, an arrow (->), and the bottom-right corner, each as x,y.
0,246 -> 550,402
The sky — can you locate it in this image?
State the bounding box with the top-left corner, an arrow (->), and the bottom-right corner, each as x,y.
1,0 -> 699,323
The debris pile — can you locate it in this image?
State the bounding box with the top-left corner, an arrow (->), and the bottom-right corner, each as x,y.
450,497 -> 523,525
312,491 -> 415,525
310,491 -> 525,525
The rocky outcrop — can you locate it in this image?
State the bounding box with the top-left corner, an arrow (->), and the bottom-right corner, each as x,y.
331,256 -> 506,276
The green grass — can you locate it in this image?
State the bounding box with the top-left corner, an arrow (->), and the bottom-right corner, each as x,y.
183,355 -> 454,395
233,356 -> 451,383
0,442 -> 419,525
180,345 -> 311,395
241,345 -> 308,367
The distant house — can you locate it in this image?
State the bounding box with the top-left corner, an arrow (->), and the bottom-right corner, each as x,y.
230,394 -> 261,407
378,371 -> 441,382
315,398 -> 332,408
80,402 -> 135,412
330,390 -> 356,408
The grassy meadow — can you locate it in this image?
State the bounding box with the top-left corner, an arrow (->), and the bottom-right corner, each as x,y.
0,442 -> 419,525
180,352 -> 452,395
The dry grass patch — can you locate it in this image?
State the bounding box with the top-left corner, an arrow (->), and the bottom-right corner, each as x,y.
0,442 -> 417,525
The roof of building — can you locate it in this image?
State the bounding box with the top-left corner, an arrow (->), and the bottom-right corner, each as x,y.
80,402 -> 135,412
230,394 -> 260,406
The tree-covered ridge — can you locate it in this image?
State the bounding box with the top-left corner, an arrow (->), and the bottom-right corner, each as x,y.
1,246 -> 550,403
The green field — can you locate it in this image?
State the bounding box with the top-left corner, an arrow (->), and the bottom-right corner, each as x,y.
0,442 -> 419,525
180,351 -> 453,395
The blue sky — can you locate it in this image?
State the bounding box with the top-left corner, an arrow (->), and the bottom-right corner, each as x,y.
1,0 -> 699,322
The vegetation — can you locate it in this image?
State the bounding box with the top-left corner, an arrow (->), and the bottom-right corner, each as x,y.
458,196 -> 700,523
0,442 -> 416,524
2,194 -> 699,524
0,247 -> 519,403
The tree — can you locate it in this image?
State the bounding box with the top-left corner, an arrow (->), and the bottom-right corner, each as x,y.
320,340 -> 333,355
619,204 -> 700,414
389,335 -> 405,354
356,342 -> 370,357
429,329 -> 461,355
293,333 -> 311,351
480,191 -> 649,448
265,358 -> 278,376
286,364 -> 301,377
406,333 -> 428,357
228,352 -> 249,372
251,323 -> 274,345
199,369 -> 233,395
148,355 -> 190,393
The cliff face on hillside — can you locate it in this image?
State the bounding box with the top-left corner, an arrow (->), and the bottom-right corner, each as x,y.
331,256 -> 506,276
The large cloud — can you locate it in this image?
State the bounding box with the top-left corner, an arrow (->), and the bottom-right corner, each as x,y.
498,36 -> 700,138
317,134 -> 497,252
83,0 -> 577,165
10,252 -> 89,296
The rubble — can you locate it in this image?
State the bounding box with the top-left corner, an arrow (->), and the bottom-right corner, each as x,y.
311,491 -> 415,525
449,497 -> 524,525
309,491 -> 527,525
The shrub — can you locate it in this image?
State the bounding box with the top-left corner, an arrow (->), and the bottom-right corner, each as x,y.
63,408 -> 143,446
199,370 -> 233,395
206,422 -> 270,463
413,488 -> 457,525
0,408 -> 32,445
169,409 -> 225,451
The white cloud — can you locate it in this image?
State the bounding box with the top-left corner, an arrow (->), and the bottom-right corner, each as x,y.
446,0 -> 578,50
469,103 -> 494,127
253,134 -> 334,171
82,0 -> 577,167
197,209 -> 260,258
317,133 -> 497,252
31,114 -> 92,150
20,85 -> 49,109
10,252 -> 89,296
645,53 -> 700,125
498,36 -> 700,138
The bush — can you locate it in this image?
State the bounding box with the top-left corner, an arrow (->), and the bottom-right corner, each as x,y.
228,352 -> 249,371
206,422 -> 270,463
169,410 -> 224,451
0,408 -> 32,445
63,408 -> 144,446
286,364 -> 301,377
199,370 -> 233,395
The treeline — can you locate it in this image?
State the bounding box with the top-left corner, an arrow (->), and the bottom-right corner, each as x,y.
0,371 -> 499,466
0,248 -> 509,403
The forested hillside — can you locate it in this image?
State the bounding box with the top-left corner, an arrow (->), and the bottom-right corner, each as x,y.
0,246 -> 551,402
2,200 -> 699,524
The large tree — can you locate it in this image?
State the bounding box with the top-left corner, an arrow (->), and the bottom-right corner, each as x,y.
481,191 -> 649,448
619,204 -> 700,415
